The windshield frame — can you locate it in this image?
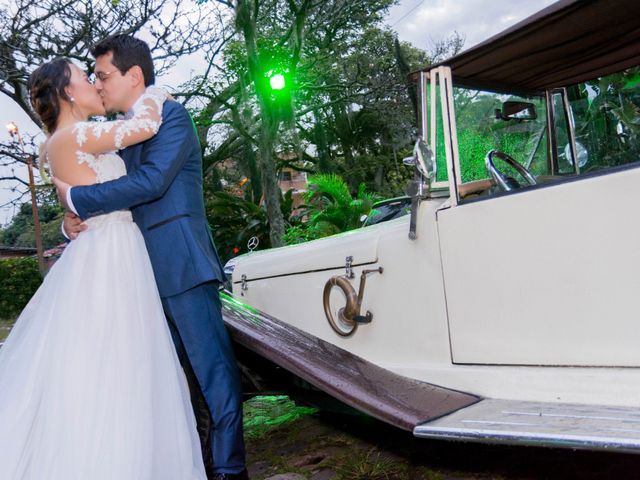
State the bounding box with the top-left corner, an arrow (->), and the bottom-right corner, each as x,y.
420,65 -> 585,205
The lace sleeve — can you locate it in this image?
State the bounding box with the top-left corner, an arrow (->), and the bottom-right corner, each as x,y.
67,87 -> 169,155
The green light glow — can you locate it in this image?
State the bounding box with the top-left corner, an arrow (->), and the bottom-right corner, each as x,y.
221,292 -> 260,316
243,396 -> 318,439
269,73 -> 286,90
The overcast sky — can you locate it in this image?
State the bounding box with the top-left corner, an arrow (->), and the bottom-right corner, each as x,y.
0,0 -> 554,225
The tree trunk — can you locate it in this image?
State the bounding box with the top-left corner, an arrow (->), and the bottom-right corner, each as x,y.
241,138 -> 262,204
313,111 -> 331,173
236,0 -> 286,247
331,102 -> 357,190
259,113 -> 285,247
394,37 -> 419,125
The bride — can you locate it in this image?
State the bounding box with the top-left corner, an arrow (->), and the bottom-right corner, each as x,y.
0,58 -> 206,479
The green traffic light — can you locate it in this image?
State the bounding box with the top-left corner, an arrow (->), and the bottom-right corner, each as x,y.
269,73 -> 286,90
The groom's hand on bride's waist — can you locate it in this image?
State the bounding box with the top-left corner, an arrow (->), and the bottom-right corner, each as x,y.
53,176 -> 86,241
61,211 -> 87,241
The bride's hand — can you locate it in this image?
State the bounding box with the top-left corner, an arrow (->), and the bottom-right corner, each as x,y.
63,212 -> 87,241
145,86 -> 172,101
131,86 -> 172,117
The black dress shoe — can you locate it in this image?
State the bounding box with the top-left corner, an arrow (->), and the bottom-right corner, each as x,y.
211,469 -> 249,480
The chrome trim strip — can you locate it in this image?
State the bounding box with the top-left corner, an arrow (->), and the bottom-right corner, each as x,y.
414,426 -> 640,452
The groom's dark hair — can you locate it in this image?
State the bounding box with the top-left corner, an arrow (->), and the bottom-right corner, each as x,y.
91,34 -> 155,87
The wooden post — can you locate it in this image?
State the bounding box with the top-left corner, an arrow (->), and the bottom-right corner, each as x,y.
6,122 -> 45,275
26,157 -> 46,275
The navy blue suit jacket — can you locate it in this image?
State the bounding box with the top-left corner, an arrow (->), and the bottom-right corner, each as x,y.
70,100 -> 224,297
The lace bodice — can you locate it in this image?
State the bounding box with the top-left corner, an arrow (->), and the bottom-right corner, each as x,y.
79,152 -> 134,228
53,87 -> 170,230
78,151 -> 127,184
48,85 -> 167,184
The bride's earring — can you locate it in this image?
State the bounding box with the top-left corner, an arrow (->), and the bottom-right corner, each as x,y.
69,96 -> 75,102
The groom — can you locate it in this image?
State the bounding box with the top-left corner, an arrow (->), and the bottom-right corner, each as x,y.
55,34 -> 247,480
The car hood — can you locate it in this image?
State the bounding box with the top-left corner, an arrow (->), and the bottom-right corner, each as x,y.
232,228 -> 380,283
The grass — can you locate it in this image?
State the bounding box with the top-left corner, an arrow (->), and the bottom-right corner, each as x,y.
333,447 -> 408,480
243,395 -> 318,440
0,318 -> 15,344
241,396 -> 449,480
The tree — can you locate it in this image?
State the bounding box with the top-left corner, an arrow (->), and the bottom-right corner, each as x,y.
0,191 -> 64,248
0,0 -> 232,208
291,27 -> 427,195
205,188 -> 299,261
194,0 -> 397,247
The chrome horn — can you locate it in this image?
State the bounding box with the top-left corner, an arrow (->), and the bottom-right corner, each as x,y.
323,266 -> 383,337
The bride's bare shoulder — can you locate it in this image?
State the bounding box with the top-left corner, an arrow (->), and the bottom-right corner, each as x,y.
47,122 -> 95,162
47,123 -> 82,151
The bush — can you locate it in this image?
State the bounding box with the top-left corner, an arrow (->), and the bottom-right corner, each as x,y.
284,174 -> 379,245
0,257 -> 42,320
205,189 -> 301,262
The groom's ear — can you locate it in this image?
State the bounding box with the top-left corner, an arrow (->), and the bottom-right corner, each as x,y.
128,65 -> 145,88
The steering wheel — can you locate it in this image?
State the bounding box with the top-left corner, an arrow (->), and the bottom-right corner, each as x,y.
485,150 -> 537,191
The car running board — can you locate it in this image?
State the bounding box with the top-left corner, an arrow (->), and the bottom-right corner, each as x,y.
220,292 -> 480,431
414,399 -> 640,452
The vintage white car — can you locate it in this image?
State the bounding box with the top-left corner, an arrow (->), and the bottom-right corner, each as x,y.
222,0 -> 640,451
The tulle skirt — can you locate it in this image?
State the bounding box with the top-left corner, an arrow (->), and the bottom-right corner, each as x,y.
0,212 -> 206,479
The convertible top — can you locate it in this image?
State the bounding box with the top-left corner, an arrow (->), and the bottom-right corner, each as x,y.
416,0 -> 640,92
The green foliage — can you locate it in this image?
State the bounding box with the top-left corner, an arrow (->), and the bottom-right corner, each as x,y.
190,3 -> 470,252
205,189 -> 300,262
281,225 -> 312,246
206,191 -> 269,262
452,87 -> 549,184
332,150 -> 414,198
196,5 -> 424,246
567,67 -> 640,172
457,129 -> 494,181
0,257 -> 42,320
452,67 -> 640,184
0,196 -> 64,249
457,129 -> 542,182
284,174 -> 379,245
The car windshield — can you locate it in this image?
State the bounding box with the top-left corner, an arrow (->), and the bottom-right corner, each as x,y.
453,87 -> 549,184
449,66 -> 640,195
564,66 -> 640,174
364,198 -> 411,226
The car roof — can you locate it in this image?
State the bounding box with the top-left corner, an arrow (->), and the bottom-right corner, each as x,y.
412,0 -> 640,93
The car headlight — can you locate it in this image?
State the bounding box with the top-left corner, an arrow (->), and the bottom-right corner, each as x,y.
223,259 -> 237,291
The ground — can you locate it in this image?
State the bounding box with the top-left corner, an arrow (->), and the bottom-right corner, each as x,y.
2,317 -> 640,479
243,396 -> 640,480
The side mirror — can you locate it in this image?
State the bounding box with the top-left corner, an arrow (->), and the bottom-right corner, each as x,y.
414,139 -> 436,179
564,141 -> 588,168
405,139 -> 435,241
496,101 -> 537,121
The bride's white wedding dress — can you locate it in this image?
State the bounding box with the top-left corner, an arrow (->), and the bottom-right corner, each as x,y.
0,152 -> 207,477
